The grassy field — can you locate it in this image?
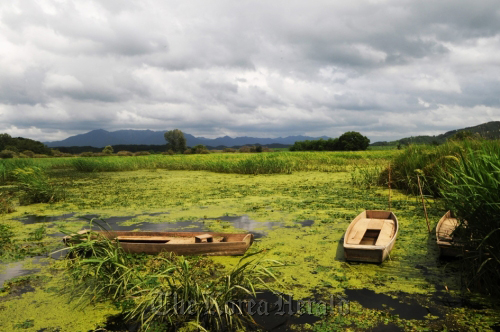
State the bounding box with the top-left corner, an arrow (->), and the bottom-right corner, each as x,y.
0,150 -> 499,331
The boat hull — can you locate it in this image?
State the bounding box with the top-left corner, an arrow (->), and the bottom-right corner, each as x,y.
65,231 -> 254,256
436,211 -> 462,258
343,210 -> 399,263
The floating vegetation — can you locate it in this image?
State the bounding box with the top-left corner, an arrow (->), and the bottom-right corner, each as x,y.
1,150 -> 499,331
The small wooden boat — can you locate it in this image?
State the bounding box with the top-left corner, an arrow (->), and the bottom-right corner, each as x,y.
436,211 -> 463,257
344,210 -> 399,263
64,231 -> 254,256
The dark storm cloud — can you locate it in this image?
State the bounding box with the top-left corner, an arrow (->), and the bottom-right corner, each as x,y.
0,0 -> 499,142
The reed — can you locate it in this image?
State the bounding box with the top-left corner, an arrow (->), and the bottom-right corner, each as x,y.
439,145 -> 500,296
63,223 -> 282,331
12,167 -> 64,204
383,140 -> 500,196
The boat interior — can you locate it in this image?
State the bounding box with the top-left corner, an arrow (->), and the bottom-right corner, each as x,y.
346,218 -> 395,246
437,217 -> 459,242
115,234 -> 226,244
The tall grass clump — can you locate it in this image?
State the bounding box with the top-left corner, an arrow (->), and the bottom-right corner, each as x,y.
233,154 -> 294,174
0,158 -> 35,183
439,146 -> 500,296
12,167 -> 64,204
350,166 -> 383,188
382,140 -> 500,196
63,226 -> 281,331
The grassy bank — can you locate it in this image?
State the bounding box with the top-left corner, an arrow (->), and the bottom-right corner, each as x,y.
1,150 -> 398,179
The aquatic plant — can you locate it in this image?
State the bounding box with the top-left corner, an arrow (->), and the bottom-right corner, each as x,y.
383,140 -> 500,196
0,223 -> 15,256
12,167 -> 64,204
0,158 -> 35,183
439,146 -> 500,296
0,191 -> 16,214
63,225 -> 282,331
350,166 -> 383,189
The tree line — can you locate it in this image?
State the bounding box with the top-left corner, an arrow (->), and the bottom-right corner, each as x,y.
289,131 -> 370,151
0,133 -> 52,156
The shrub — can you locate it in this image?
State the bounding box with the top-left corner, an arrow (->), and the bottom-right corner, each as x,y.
162,149 -> 175,155
12,167 -> 64,204
189,145 -> 209,154
0,192 -> 16,214
0,223 -> 15,256
183,148 -> 193,154
117,151 -> 133,157
134,151 -> 150,156
80,152 -> 94,157
223,148 -> 236,153
22,150 -> 35,158
337,131 -> 370,151
102,145 -> 114,155
33,154 -> 49,158
239,146 -> 251,153
0,150 -> 15,159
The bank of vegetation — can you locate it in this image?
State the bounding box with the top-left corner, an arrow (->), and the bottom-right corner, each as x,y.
386,138 -> 500,296
0,150 -> 396,179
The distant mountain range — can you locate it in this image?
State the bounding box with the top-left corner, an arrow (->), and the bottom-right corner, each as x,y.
45,129 -> 330,148
44,121 -> 500,149
372,121 -> 500,146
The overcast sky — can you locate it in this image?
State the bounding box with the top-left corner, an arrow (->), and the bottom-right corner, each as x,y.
1,0 -> 499,142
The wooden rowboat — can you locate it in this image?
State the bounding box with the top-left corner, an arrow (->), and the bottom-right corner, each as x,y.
64,231 -> 254,256
343,210 -> 399,263
436,211 -> 462,257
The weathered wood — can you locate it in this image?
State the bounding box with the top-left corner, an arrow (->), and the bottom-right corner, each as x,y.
344,210 -> 399,263
417,174 -> 431,233
195,234 -> 214,243
436,211 -> 463,257
346,218 -> 370,244
64,231 -> 253,256
375,220 -> 395,246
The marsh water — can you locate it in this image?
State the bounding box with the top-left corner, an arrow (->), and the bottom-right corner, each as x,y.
2,168 -> 499,331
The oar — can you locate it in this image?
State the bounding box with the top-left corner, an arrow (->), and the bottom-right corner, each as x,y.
388,163 -> 392,211
416,173 -> 431,233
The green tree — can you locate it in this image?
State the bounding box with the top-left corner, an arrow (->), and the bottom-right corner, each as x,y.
337,131 -> 370,151
102,145 -> 113,154
164,129 -> 187,153
448,130 -> 479,142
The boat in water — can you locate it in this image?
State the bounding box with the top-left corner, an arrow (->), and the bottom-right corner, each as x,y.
436,211 -> 463,257
343,210 -> 399,263
64,230 -> 254,256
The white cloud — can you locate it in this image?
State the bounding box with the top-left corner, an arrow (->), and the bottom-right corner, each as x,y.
0,0 -> 499,142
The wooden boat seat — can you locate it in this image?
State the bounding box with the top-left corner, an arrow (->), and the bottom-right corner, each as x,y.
195,234 -> 213,243
375,220 -> 395,246
346,218 -> 393,245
